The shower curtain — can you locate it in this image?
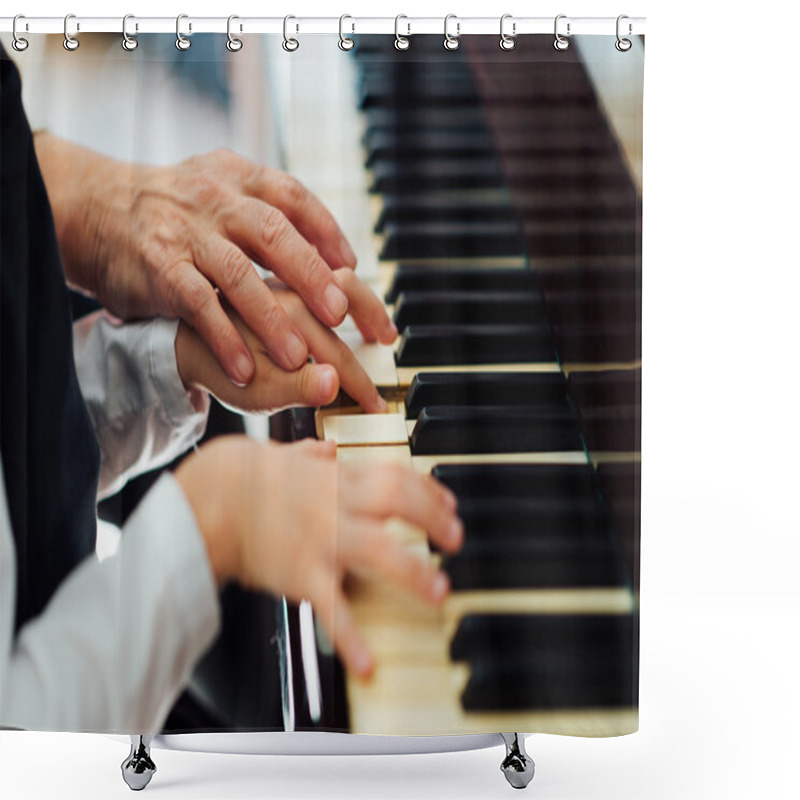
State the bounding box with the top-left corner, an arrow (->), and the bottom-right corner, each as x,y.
1,28 -> 642,741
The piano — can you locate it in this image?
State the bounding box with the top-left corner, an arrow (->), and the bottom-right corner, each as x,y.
270,33 -> 643,737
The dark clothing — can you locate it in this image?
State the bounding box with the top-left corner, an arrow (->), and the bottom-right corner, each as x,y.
1,45 -> 100,633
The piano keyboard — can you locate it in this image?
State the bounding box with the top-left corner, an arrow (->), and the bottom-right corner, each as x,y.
280,34 -> 641,736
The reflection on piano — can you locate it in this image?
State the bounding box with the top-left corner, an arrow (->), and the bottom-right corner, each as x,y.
272,33 -> 642,737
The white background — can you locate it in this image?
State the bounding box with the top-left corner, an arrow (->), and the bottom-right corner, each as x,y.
2,1 -> 799,798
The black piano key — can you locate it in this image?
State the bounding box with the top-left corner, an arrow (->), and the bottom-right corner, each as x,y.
385,266 -> 538,304
542,289 -> 641,327
431,463 -> 597,501
363,106 -> 488,134
375,195 -> 517,232
537,264 -> 640,295
393,291 -> 545,332
409,405 -> 583,455
395,324 -> 557,367
442,542 -> 627,591
451,613 -> 634,661
405,372 -> 569,420
512,187 -> 640,222
370,160 -> 505,193
359,77 -> 480,109
596,462 -> 640,512
372,156 -> 629,195
380,221 -> 526,260
580,405 -> 641,453
359,75 -> 596,107
454,614 -> 636,710
521,220 -> 640,258
366,129 -> 617,166
551,323 -> 641,363
461,659 -> 635,710
596,463 -> 641,591
456,496 -> 610,543
362,106 -> 604,138
366,130 -> 500,166
568,369 -> 641,411
378,196 -> 632,232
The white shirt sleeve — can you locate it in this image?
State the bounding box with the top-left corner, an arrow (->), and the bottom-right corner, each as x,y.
0,470 -> 221,733
72,311 -> 210,500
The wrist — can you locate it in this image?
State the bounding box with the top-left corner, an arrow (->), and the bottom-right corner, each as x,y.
174,438 -> 247,588
175,321 -> 201,392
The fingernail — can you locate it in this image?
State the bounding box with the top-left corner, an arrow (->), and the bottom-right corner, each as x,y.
340,238 -> 357,266
432,572 -> 450,602
374,393 -> 388,413
324,284 -> 349,320
319,367 -> 337,403
234,352 -> 254,384
285,332 -> 307,368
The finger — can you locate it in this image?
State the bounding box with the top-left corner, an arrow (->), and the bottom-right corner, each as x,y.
295,310 -> 388,413
167,261 -> 255,385
291,438 -> 338,459
192,234 -> 308,371
250,362 -> 340,412
342,519 -> 450,606
224,198 -> 350,329
335,269 -> 397,345
244,167 -> 357,269
307,568 -> 373,679
349,464 -> 462,554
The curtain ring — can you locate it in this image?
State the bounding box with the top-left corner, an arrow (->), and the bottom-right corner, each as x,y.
443,14 -> 460,51
554,14 -> 570,51
283,15 -> 299,51
176,14 -> 191,50
394,15 -> 410,51
121,14 -> 138,51
227,15 -> 243,51
499,14 -> 516,51
63,13 -> 79,51
338,14 -> 354,51
12,15 -> 29,52
615,14 -> 632,51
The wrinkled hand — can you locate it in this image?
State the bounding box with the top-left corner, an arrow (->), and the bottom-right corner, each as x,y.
176,436 -> 463,678
176,269 -> 389,414
35,137 -> 396,384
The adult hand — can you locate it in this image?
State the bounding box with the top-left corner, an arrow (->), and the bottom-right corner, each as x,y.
35,136 -> 396,385
175,436 -> 463,678
176,270 -> 389,413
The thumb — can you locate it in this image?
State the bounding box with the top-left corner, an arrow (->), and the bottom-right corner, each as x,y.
293,363 -> 339,408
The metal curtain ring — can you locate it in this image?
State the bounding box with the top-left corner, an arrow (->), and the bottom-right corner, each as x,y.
12,15 -> 29,52
394,15 -> 410,51
63,13 -> 79,51
616,14 -> 632,51
499,14 -> 516,51
283,15 -> 299,51
554,14 -> 570,51
227,15 -> 243,51
121,14 -> 138,51
176,14 -> 191,50
444,14 -> 460,51
339,14 -> 354,51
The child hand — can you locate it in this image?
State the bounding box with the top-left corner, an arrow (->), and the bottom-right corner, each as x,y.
175,436 -> 462,680
175,269 -> 391,414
